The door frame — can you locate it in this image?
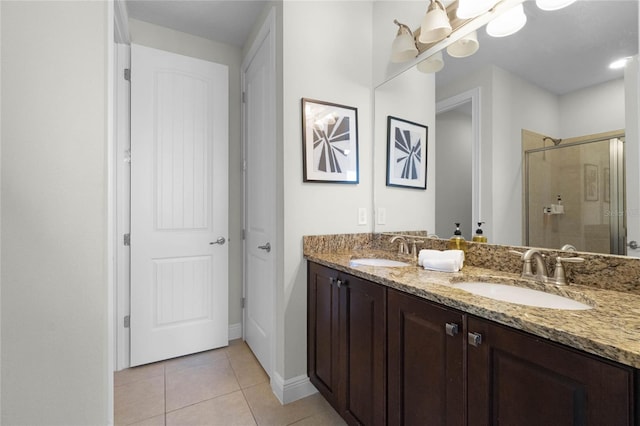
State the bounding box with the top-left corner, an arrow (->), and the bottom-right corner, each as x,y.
114,41 -> 131,371
241,7 -> 277,379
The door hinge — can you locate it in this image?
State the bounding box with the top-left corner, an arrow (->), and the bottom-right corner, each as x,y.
124,233 -> 130,246
124,315 -> 130,328
242,91 -> 246,103
124,68 -> 131,81
241,297 -> 245,309
241,229 -> 246,240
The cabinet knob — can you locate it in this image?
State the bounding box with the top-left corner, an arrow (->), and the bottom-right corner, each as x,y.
336,279 -> 348,288
445,322 -> 459,337
468,332 -> 483,347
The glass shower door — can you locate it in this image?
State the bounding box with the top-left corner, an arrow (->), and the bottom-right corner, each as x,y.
525,137 -> 625,254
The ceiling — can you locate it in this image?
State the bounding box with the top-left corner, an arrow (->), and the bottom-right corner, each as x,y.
125,0 -> 267,47
124,1 -> 638,95
436,1 -> 638,95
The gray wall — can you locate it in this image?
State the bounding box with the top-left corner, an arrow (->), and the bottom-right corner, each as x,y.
1,1 -> 110,423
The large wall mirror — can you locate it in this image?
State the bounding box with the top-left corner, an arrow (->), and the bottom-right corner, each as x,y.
373,0 -> 639,256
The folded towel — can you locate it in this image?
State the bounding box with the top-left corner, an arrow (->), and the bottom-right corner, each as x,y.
419,249 -> 464,272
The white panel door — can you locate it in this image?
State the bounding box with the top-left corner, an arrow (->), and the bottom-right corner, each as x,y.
243,19 -> 276,376
130,44 -> 229,367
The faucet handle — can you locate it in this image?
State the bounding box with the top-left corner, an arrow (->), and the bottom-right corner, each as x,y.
552,257 -> 584,285
556,256 -> 584,264
509,250 -> 524,258
410,240 -> 425,257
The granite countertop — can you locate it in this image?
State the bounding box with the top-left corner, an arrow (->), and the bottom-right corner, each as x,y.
306,249 -> 640,369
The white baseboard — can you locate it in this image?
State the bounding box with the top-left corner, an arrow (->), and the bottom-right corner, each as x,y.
271,371 -> 318,404
229,322 -> 242,340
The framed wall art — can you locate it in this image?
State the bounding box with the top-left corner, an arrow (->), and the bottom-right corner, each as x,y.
584,163 -> 598,201
301,98 -> 359,183
386,116 -> 428,189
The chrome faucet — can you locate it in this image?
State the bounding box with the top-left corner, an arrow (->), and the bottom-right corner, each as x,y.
512,249 -> 584,285
390,235 -> 409,255
522,249 -> 548,282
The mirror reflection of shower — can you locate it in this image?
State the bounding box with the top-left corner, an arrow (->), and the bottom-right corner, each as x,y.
524,130 -> 626,255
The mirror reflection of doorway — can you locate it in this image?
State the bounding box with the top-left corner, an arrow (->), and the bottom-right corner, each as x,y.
435,100 -> 473,240
524,133 -> 626,254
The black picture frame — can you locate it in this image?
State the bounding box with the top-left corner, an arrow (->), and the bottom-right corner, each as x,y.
386,116 -> 428,189
301,98 -> 359,183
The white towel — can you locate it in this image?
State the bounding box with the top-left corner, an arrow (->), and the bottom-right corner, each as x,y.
419,249 -> 465,272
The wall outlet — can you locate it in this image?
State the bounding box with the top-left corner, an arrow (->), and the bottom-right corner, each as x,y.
358,207 -> 367,225
377,208 -> 386,225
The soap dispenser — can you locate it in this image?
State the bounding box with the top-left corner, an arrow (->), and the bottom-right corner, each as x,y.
472,222 -> 487,243
448,222 -> 468,252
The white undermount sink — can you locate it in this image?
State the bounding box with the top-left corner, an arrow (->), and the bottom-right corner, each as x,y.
453,282 -> 592,310
349,258 -> 410,267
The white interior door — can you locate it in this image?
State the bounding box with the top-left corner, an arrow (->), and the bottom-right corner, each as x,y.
243,15 -> 276,376
130,44 -> 229,367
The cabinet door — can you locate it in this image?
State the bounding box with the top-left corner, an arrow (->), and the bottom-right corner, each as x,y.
340,273 -> 387,426
467,316 -> 634,426
387,289 -> 465,426
307,262 -> 341,408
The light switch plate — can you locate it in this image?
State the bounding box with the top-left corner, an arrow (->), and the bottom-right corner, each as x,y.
358,207 -> 367,225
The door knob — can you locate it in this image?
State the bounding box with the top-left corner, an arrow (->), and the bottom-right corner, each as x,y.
209,237 -> 226,245
628,240 -> 638,250
258,242 -> 271,253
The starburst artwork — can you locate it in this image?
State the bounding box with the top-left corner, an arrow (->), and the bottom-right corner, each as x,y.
386,116 -> 428,189
302,98 -> 359,183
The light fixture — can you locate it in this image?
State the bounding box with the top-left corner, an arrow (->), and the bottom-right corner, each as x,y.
486,3 -> 527,38
446,30 -> 479,58
418,0 -> 452,44
417,51 -> 444,73
535,0 -> 577,11
391,20 -> 419,63
609,57 -> 631,70
456,0 -> 499,19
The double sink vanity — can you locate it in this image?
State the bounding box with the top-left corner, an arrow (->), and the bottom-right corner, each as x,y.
304,233 -> 640,425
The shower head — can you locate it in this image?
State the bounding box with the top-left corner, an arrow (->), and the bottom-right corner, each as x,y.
542,136 -> 562,146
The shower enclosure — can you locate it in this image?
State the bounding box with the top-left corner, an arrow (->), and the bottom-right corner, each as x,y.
524,135 -> 626,255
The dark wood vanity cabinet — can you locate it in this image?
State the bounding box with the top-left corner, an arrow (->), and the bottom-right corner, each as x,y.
387,289 -> 465,426
466,316 -> 635,426
308,262 -> 636,425
307,262 -> 387,425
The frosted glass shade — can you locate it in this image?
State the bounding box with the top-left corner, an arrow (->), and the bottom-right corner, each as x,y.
446,31 -> 479,58
391,29 -> 418,63
418,1 -> 452,44
535,0 -> 577,11
456,0 -> 498,19
486,4 -> 527,37
417,51 -> 444,73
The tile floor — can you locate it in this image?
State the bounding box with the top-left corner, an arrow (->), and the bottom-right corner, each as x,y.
114,339 -> 346,426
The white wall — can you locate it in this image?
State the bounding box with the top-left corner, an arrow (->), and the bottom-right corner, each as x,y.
559,78 -> 625,138
128,19 -> 245,329
1,1 -> 111,424
375,67 -> 435,233
281,1 -> 373,380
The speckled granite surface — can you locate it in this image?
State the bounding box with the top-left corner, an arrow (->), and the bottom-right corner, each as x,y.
303,233 -> 640,368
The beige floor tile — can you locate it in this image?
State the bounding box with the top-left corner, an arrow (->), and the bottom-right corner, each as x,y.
164,348 -> 228,374
229,352 -> 269,389
243,383 -> 334,426
225,340 -> 253,359
166,390 -> 257,426
166,359 -> 240,412
114,375 -> 165,426
115,362 -> 165,387
288,409 -> 347,426
127,414 -> 166,426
